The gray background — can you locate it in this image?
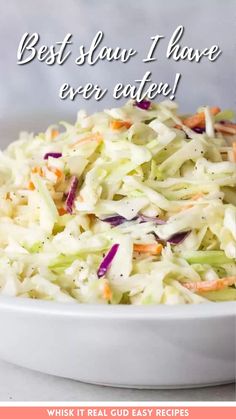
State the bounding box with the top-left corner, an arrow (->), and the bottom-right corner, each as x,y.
0,0 -> 236,137
0,360 -> 235,401
0,0 -> 235,402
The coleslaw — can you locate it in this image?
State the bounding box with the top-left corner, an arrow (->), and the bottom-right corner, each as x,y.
0,100 -> 235,304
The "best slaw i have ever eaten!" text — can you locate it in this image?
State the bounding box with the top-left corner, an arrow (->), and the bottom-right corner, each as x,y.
17,25 -> 221,103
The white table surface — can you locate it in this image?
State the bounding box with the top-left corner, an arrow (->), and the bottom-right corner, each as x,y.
0,360 -> 235,402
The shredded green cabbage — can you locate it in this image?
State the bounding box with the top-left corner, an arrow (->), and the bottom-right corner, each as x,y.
0,100 -> 235,304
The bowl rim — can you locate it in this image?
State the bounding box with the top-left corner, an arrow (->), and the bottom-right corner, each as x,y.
0,296 -> 235,320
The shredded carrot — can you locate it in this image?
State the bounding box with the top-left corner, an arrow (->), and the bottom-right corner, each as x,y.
183,276 -> 236,293
69,132 -> 102,148
51,129 -> 59,139
110,120 -> 132,130
58,207 -> 67,216
133,243 -> 163,255
177,192 -> 204,213
222,122 -> 236,128
233,142 -> 236,162
191,192 -> 204,201
28,181 -> 35,190
226,143 -> 236,162
87,213 -> 96,222
182,107 -> 221,129
184,192 -> 204,209
174,124 -> 182,130
47,166 -> 63,180
214,123 -> 236,135
103,281 -> 112,300
31,166 -> 43,176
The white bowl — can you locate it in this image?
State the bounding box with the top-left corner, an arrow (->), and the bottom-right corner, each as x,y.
0,296 -> 235,388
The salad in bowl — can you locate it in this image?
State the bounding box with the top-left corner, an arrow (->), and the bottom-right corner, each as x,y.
0,100 -> 235,305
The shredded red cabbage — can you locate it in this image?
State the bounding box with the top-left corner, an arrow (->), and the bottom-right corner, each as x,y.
192,127 -> 205,134
100,215 -> 135,226
65,176 -> 78,214
138,215 -> 166,224
44,152 -> 62,160
150,230 -> 191,245
167,231 -> 191,245
135,100 -> 151,110
97,244 -> 119,278
100,214 -> 165,227
100,215 -> 140,226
